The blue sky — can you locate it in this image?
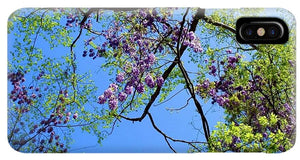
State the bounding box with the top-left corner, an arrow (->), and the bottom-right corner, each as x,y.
7,8 -> 294,153
64,9 -> 225,152
7,8 -> 226,153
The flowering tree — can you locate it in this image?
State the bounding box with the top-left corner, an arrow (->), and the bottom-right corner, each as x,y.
7,8 -> 295,153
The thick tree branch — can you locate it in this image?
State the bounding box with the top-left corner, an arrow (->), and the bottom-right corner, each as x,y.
177,59 -> 210,142
120,8 -> 205,122
176,8 -> 190,55
202,16 -> 257,50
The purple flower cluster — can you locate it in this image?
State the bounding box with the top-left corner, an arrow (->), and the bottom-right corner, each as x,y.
65,12 -> 92,30
227,56 -> 239,69
98,82 -> 130,110
156,76 -> 164,87
196,79 -> 210,95
145,53 -> 156,65
209,65 -> 217,76
202,80 -> 230,107
8,70 -> 80,153
82,48 -> 98,59
125,85 -> 133,94
108,97 -> 118,110
65,14 -> 78,27
93,9 -> 184,110
109,37 -> 120,49
141,12 -> 155,27
284,103 -> 292,112
136,83 -> 145,93
104,88 -> 113,99
83,19 -> 92,29
136,8 -> 171,29
172,27 -> 203,53
118,92 -> 127,102
98,95 -> 106,104
225,49 -> 232,54
195,50 -> 295,149
116,72 -> 125,83
202,79 -> 210,89
36,111 -> 69,152
98,70 -> 165,110
82,39 -> 106,60
145,74 -> 155,88
98,38 -> 164,109
195,53 -> 245,108
214,94 -> 230,107
7,71 -> 47,113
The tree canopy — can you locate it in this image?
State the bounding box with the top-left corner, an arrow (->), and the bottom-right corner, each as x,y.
7,8 -> 295,153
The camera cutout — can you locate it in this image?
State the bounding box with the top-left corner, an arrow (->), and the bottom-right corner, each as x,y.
236,17 -> 289,44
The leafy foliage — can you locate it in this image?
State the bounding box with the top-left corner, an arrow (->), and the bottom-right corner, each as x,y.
7,8 -> 295,153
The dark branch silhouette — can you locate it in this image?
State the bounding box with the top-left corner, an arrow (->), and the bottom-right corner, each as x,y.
147,112 -> 206,152
120,8 -> 205,123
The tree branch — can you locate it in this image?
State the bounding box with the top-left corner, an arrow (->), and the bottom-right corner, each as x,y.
69,8 -> 97,101
176,8 -> 190,55
177,59 -> 210,142
120,8 -> 205,122
202,16 -> 257,50
165,97 -> 192,112
147,112 -> 205,152
154,88 -> 186,107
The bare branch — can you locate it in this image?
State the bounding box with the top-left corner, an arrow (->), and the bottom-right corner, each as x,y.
147,112 -> 205,152
164,137 -> 177,153
154,88 -> 186,107
177,61 -> 210,142
165,97 -> 192,112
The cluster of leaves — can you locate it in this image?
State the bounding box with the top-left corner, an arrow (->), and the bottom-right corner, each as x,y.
7,71 -> 71,152
7,8 -> 108,152
204,48 -> 295,152
193,13 -> 296,152
208,122 -> 292,152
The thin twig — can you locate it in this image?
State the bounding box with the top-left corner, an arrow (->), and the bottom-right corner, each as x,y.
165,97 -> 192,112
154,88 -> 186,107
147,112 -> 205,152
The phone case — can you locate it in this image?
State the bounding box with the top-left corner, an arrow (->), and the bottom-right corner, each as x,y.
7,8 -> 296,153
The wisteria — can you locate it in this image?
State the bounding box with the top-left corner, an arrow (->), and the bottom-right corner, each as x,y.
156,76 -> 165,87
8,71 -> 74,153
8,7 -> 295,153
118,92 -> 127,102
92,8 -> 199,111
145,74 -> 155,88
196,50 -> 295,152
